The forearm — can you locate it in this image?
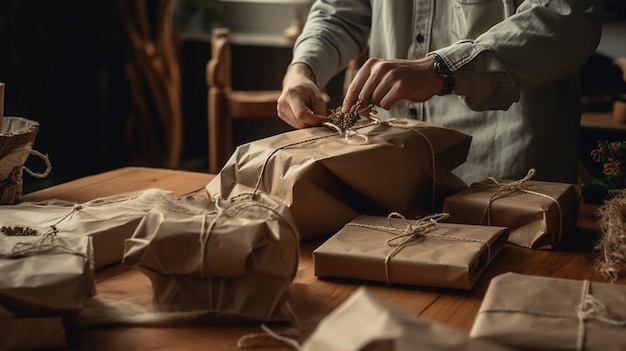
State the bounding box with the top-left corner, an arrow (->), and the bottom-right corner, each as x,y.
433,0 -> 604,110
291,0 -> 371,88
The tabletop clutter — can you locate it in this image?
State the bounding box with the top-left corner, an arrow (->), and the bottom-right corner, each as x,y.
1,104 -> 625,350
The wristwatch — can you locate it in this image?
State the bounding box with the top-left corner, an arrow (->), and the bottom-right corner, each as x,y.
431,55 -> 455,96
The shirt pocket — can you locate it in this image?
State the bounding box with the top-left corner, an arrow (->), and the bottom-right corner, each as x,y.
451,0 -> 518,40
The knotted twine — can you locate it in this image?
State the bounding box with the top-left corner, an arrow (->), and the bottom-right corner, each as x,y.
480,280 -> 626,351
479,168 -> 563,242
346,212 -> 491,284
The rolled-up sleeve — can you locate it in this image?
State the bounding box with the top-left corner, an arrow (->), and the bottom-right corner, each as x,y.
431,0 -> 604,111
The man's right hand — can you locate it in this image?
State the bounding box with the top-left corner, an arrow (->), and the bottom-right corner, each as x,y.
277,63 -> 328,129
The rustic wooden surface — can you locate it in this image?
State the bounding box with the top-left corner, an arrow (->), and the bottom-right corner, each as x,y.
20,167 -> 622,350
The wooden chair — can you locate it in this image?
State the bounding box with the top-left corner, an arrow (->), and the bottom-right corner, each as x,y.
206,27 -> 283,174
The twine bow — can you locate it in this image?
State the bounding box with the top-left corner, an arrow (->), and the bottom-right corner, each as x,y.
383,212 -> 448,284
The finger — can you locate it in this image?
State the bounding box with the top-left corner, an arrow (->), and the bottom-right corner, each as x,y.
378,83 -> 402,110
283,93 -> 326,128
342,59 -> 375,113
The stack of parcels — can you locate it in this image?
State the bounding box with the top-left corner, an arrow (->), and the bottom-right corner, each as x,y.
470,272 -> 626,350
313,214 -> 508,289
206,118 -> 471,239
443,171 -> 580,249
123,192 -> 299,323
300,287 -> 512,351
0,235 -> 96,350
0,189 -> 202,269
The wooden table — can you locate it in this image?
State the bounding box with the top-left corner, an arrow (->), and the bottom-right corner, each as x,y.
20,166 -> 623,350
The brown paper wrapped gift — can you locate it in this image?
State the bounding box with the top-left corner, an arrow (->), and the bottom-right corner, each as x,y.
313,213 -> 508,290
0,235 -> 95,317
299,287 -> 512,351
206,118 -> 471,239
123,192 -> 299,323
442,170 -> 580,249
0,188 -> 203,268
470,272 -> 626,350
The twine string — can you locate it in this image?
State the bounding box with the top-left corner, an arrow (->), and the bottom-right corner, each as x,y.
3,232 -> 87,259
383,212 -> 447,284
478,168 -> 563,243
237,301 -> 302,350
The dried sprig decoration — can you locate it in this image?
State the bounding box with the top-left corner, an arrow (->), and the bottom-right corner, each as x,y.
326,101 -> 374,132
590,140 -> 626,176
596,189 -> 626,282
581,140 -> 626,204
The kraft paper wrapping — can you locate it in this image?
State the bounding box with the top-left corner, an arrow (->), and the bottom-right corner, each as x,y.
301,287 -> 512,351
470,272 -> 626,351
313,214 -> 508,290
123,192 -> 299,323
206,118 -> 471,239
0,235 -> 95,316
0,189 -> 205,269
442,178 -> 580,249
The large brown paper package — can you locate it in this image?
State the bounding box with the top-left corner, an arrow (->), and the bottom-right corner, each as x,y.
0,235 -> 95,316
301,287 -> 512,351
123,192 -> 299,323
442,174 -> 580,249
0,188 -> 201,268
206,118 -> 471,239
470,272 -> 626,350
313,214 -> 508,290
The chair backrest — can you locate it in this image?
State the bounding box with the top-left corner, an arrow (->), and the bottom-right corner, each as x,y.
206,28 -> 282,174
206,27 -> 366,174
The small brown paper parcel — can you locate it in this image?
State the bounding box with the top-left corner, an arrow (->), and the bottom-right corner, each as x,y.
123,192 -> 299,323
313,213 -> 508,290
206,117 -> 471,240
442,170 -> 580,249
0,235 -> 96,317
0,188 -> 201,269
470,272 -> 626,351
299,287 -> 513,351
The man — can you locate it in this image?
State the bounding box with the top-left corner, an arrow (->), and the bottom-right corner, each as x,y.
277,1 -> 604,185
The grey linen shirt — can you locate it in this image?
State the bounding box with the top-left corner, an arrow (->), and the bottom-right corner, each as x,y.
291,0 -> 604,185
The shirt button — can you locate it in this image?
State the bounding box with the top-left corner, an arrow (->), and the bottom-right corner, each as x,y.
409,108 -> 418,119
415,33 -> 425,43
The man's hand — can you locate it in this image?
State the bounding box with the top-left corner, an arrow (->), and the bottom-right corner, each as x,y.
342,56 -> 443,113
277,63 -> 328,129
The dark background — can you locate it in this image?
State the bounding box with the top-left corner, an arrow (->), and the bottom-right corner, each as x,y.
1,0 -> 625,194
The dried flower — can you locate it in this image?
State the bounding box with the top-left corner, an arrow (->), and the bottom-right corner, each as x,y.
326,101 -> 374,131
